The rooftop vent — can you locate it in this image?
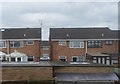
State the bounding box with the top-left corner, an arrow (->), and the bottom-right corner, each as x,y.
102,33 -> 104,37
24,34 -> 26,37
67,34 -> 69,37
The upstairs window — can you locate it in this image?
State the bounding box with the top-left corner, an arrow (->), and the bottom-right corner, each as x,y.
26,40 -> 34,45
0,41 -> 6,48
42,46 -> 50,50
105,40 -> 113,45
58,41 -> 66,46
88,41 -> 102,48
70,41 -> 84,48
10,41 -> 23,48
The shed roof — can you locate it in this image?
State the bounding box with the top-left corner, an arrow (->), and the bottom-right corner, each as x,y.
1,28 -> 41,39
56,73 -> 119,81
50,27 -> 118,40
6,50 -> 27,57
87,52 -> 110,56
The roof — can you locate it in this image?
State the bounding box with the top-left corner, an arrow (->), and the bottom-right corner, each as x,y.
87,52 -> 110,56
1,61 -> 52,67
50,27 -> 118,40
41,41 -> 50,46
55,73 -> 119,81
6,50 -> 27,57
1,28 -> 41,39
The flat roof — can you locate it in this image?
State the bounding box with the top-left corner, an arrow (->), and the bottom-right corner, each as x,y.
55,73 -> 119,81
87,52 -> 110,56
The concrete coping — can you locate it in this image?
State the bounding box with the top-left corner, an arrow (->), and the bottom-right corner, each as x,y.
0,61 -> 114,67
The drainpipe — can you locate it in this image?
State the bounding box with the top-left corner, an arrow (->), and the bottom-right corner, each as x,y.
7,40 -> 10,54
7,40 -> 11,62
85,40 -> 88,61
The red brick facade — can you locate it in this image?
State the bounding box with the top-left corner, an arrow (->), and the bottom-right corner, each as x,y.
1,40 -> 41,61
51,40 -> 118,62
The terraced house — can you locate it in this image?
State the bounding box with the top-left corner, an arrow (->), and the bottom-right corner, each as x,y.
50,27 -> 119,66
0,28 -> 41,62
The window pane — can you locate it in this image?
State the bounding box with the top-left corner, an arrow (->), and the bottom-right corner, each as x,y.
73,41 -> 80,47
79,56 -> 85,62
70,41 -> 84,48
42,46 -> 49,50
28,56 -> 33,61
105,40 -> 113,45
93,60 -> 97,63
0,41 -> 6,48
59,41 -> 66,46
10,41 -> 23,48
88,41 -> 102,48
11,57 -> 15,62
14,41 -> 21,47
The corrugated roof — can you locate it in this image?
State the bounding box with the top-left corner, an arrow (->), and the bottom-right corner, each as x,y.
1,28 -> 41,39
50,27 -> 118,39
56,73 -> 119,81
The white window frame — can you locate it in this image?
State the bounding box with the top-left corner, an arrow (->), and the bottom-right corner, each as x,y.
26,40 -> 34,45
0,41 -> 6,48
42,46 -> 50,50
10,41 -> 23,48
69,41 -> 84,48
59,56 -> 67,62
58,41 -> 66,46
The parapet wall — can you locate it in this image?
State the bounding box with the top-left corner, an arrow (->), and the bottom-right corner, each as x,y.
0,62 -> 115,82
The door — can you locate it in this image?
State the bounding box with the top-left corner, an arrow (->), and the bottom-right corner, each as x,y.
72,57 -> 78,62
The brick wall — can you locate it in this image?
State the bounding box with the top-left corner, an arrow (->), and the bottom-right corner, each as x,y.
40,47 -> 50,57
51,40 -> 118,61
51,41 -> 85,61
87,40 -> 118,53
1,40 -> 41,59
54,66 -> 114,74
2,66 -> 53,81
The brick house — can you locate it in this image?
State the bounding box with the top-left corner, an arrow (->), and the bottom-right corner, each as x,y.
50,27 -> 119,66
0,28 -> 41,62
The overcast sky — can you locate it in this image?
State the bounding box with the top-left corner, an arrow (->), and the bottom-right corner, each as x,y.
0,0 -> 119,40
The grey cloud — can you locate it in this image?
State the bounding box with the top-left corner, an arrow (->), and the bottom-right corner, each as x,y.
1,2 -> 118,39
